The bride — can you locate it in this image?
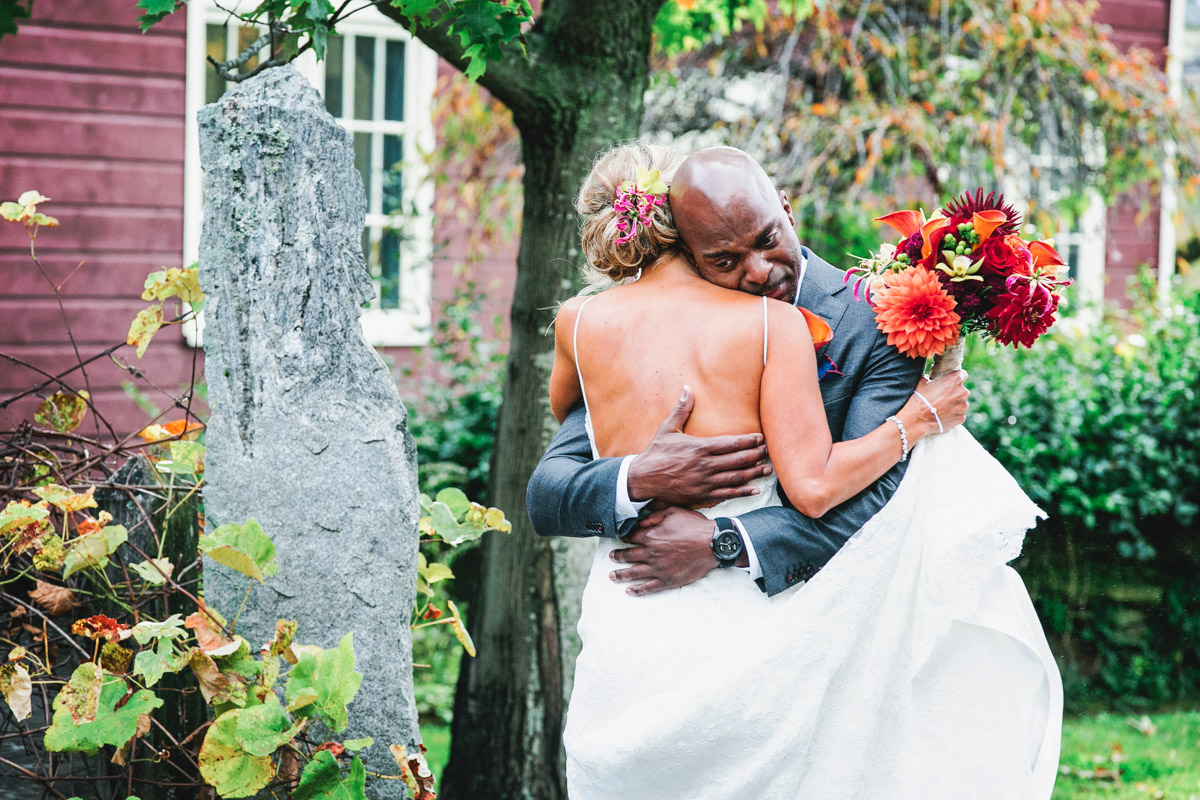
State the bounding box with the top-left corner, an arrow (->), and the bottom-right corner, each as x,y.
548,144 -> 1063,799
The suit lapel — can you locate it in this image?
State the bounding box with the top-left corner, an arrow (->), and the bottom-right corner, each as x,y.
796,248 -> 849,356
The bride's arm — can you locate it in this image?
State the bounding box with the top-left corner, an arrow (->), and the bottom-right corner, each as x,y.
760,303 -> 962,518
549,297 -> 586,424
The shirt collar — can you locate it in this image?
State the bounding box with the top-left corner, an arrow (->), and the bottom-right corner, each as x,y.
792,252 -> 808,306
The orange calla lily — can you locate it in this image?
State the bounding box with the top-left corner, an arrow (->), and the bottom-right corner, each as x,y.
920,215 -> 954,263
798,307 -> 833,350
874,210 -> 926,238
1029,240 -> 1066,270
971,210 -> 1008,242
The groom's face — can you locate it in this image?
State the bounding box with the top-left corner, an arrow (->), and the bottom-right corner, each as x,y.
673,179 -> 803,303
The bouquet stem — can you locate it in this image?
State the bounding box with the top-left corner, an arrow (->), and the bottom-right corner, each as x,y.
930,336 -> 965,379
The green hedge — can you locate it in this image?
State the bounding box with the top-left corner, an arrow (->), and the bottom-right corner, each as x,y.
964,278 -> 1200,709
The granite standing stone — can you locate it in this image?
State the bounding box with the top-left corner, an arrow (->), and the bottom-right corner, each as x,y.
197,66 -> 420,794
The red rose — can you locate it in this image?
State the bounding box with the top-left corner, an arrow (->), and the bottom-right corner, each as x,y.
978,234 -> 1033,277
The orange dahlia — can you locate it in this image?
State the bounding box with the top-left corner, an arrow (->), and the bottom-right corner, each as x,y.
872,266 -> 961,358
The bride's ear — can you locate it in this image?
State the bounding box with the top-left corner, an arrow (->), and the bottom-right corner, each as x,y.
779,190 -> 796,227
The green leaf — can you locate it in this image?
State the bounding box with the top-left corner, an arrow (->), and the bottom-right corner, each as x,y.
130,614 -> 188,645
434,487 -> 470,517
132,638 -> 185,688
130,558 -> 174,586
160,440 -> 205,475
284,633 -> 363,732
136,0 -> 178,31
44,665 -> 162,753
294,751 -> 367,800
342,736 -> 372,751
198,519 -> 278,582
198,710 -> 277,798
63,525 -> 128,579
234,692 -> 304,756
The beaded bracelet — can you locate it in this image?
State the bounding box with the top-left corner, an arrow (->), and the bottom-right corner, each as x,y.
912,390 -> 944,434
887,415 -> 910,462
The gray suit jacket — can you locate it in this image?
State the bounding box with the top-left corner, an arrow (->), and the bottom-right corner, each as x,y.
525,248 -> 925,596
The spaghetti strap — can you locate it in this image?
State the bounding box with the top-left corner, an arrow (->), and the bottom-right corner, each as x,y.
762,295 -> 769,366
573,295 -> 598,417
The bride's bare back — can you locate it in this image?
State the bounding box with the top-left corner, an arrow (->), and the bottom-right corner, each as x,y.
551,256 -> 777,458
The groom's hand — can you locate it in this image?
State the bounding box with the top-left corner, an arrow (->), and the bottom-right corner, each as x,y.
626,386 -> 771,506
609,506 -> 730,596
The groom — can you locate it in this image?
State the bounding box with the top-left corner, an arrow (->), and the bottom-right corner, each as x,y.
526,146 -> 966,597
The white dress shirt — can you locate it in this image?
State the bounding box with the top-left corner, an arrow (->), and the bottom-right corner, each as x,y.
613,255 -> 809,581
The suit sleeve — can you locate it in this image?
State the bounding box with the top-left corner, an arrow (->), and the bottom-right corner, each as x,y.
526,403 -> 635,540
739,333 -> 926,596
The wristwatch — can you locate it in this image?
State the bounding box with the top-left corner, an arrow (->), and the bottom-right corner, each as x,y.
710,517 -> 744,569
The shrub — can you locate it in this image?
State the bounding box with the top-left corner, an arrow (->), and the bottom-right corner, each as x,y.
964,278 -> 1200,708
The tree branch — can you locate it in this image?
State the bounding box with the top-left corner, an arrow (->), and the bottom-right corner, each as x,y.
374,3 -> 540,119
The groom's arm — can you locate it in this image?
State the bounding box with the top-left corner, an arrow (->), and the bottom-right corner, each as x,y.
526,403 -> 630,540
738,333 -> 926,595
527,392 -> 771,541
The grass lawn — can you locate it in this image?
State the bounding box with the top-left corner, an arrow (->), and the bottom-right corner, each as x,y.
1056,711 -> 1200,799
421,719 -> 451,782
420,711 -> 1200,796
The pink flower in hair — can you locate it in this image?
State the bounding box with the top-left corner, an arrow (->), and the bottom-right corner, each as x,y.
614,166 -> 668,245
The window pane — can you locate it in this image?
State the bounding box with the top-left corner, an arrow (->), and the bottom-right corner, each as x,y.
354,37 -> 376,121
325,35 -> 344,117
354,132 -> 373,209
385,40 -> 405,122
205,25 -> 226,103
379,230 -> 401,309
383,135 -> 404,215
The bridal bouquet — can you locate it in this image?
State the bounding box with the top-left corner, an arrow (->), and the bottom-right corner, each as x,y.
845,190 -> 1072,375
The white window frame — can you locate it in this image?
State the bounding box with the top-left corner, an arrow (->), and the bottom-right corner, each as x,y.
1000,139 -> 1107,308
183,0 -> 436,347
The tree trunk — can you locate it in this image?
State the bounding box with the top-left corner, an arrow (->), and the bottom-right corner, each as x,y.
440,12 -> 658,796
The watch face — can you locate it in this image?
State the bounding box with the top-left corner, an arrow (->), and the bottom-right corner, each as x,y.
713,530 -> 742,560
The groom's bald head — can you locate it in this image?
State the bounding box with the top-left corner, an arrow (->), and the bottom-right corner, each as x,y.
670,147 -> 803,302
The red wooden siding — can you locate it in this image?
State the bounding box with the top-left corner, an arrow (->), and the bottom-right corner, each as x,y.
0,1 -> 191,434
1093,0 -> 1171,301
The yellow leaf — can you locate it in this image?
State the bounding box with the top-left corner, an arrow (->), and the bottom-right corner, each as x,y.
446,599 -> 476,658
127,305 -> 164,359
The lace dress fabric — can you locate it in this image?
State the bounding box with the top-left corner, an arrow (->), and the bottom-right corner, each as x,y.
563,296 -> 1062,798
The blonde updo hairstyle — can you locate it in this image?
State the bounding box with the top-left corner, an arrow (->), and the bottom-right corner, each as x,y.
577,143 -> 686,284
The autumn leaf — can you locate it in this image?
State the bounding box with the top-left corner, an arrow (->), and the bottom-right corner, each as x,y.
198,709 -> 277,798
391,744 -> 437,800
0,500 -> 49,536
446,599 -> 476,658
142,266 -> 204,305
127,305 -> 164,359
34,391 -> 89,433
76,510 -> 113,537
0,663 -> 32,721
0,190 -> 56,226
56,661 -> 103,725
99,641 -> 134,675
262,619 -> 298,664
33,483 -> 97,513
28,580 -> 81,615
185,605 -> 242,657
71,614 -> 130,643
138,418 -> 205,443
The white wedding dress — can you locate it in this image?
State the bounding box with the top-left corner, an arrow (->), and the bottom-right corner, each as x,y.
563,300 -> 1063,800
